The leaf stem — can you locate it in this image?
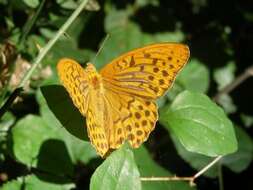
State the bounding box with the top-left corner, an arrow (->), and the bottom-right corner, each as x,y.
140,155 -> 223,186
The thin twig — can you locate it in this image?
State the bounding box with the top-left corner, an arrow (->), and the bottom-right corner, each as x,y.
218,161 -> 224,190
140,176 -> 193,182
213,65 -> 253,101
140,156 -> 223,186
192,156 -> 222,179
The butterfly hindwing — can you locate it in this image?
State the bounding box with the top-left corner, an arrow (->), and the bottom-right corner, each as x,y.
104,87 -> 158,149
86,109 -> 109,157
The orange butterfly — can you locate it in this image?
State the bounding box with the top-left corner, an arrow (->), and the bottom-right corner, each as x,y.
57,43 -> 190,157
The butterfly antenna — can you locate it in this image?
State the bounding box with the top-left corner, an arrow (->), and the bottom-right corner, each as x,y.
92,34 -> 110,63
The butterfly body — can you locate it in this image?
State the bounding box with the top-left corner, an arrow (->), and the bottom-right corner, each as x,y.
57,43 -> 190,157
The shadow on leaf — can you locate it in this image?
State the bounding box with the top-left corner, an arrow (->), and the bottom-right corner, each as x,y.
36,139 -> 73,184
41,85 -> 88,140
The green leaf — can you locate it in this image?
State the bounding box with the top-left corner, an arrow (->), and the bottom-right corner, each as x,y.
43,39 -> 95,67
0,112 -> 15,132
176,59 -> 210,93
37,87 -> 98,162
222,126 -> 253,173
134,146 -> 195,190
0,112 -> 15,161
160,91 -> 238,156
135,0 -> 159,7
171,125 -> 253,177
240,113 -> 253,128
90,144 -> 141,190
23,0 -> 39,8
9,114 -> 97,180
214,61 -> 236,90
216,94 -> 237,114
104,8 -> 131,32
170,133 -> 218,178
9,115 -> 74,177
56,0 -> 100,10
1,175 -> 74,190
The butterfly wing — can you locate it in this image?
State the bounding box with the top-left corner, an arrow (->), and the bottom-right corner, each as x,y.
104,87 -> 158,148
57,58 -> 89,116
100,43 -> 189,149
100,43 -> 190,99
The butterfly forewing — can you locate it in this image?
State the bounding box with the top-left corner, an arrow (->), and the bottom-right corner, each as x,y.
100,43 -> 190,99
57,59 -> 89,116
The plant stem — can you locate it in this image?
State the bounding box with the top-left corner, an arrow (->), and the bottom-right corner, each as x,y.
213,65 -> 253,101
18,0 -> 89,88
218,162 -> 224,190
140,156 -> 223,186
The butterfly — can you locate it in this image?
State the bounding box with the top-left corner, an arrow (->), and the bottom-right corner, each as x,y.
57,43 -> 190,157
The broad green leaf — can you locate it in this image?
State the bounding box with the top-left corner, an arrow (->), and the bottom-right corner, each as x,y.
23,0 -> 39,8
170,133 -> 218,178
134,146 -> 195,190
171,126 -> 253,177
166,82 -> 184,101
9,114 -> 97,180
214,61 -> 236,90
160,91 -> 238,156
176,59 -> 210,93
1,175 -> 74,190
222,126 -> 253,173
9,115 -> 74,178
90,144 -> 141,190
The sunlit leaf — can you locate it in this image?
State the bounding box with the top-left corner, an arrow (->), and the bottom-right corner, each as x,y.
160,91 -> 238,156
90,144 -> 141,190
1,175 -> 74,190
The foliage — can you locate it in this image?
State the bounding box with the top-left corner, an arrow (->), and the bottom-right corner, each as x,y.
0,0 -> 252,190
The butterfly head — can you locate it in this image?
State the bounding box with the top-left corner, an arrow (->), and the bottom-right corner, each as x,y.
86,62 -> 102,90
